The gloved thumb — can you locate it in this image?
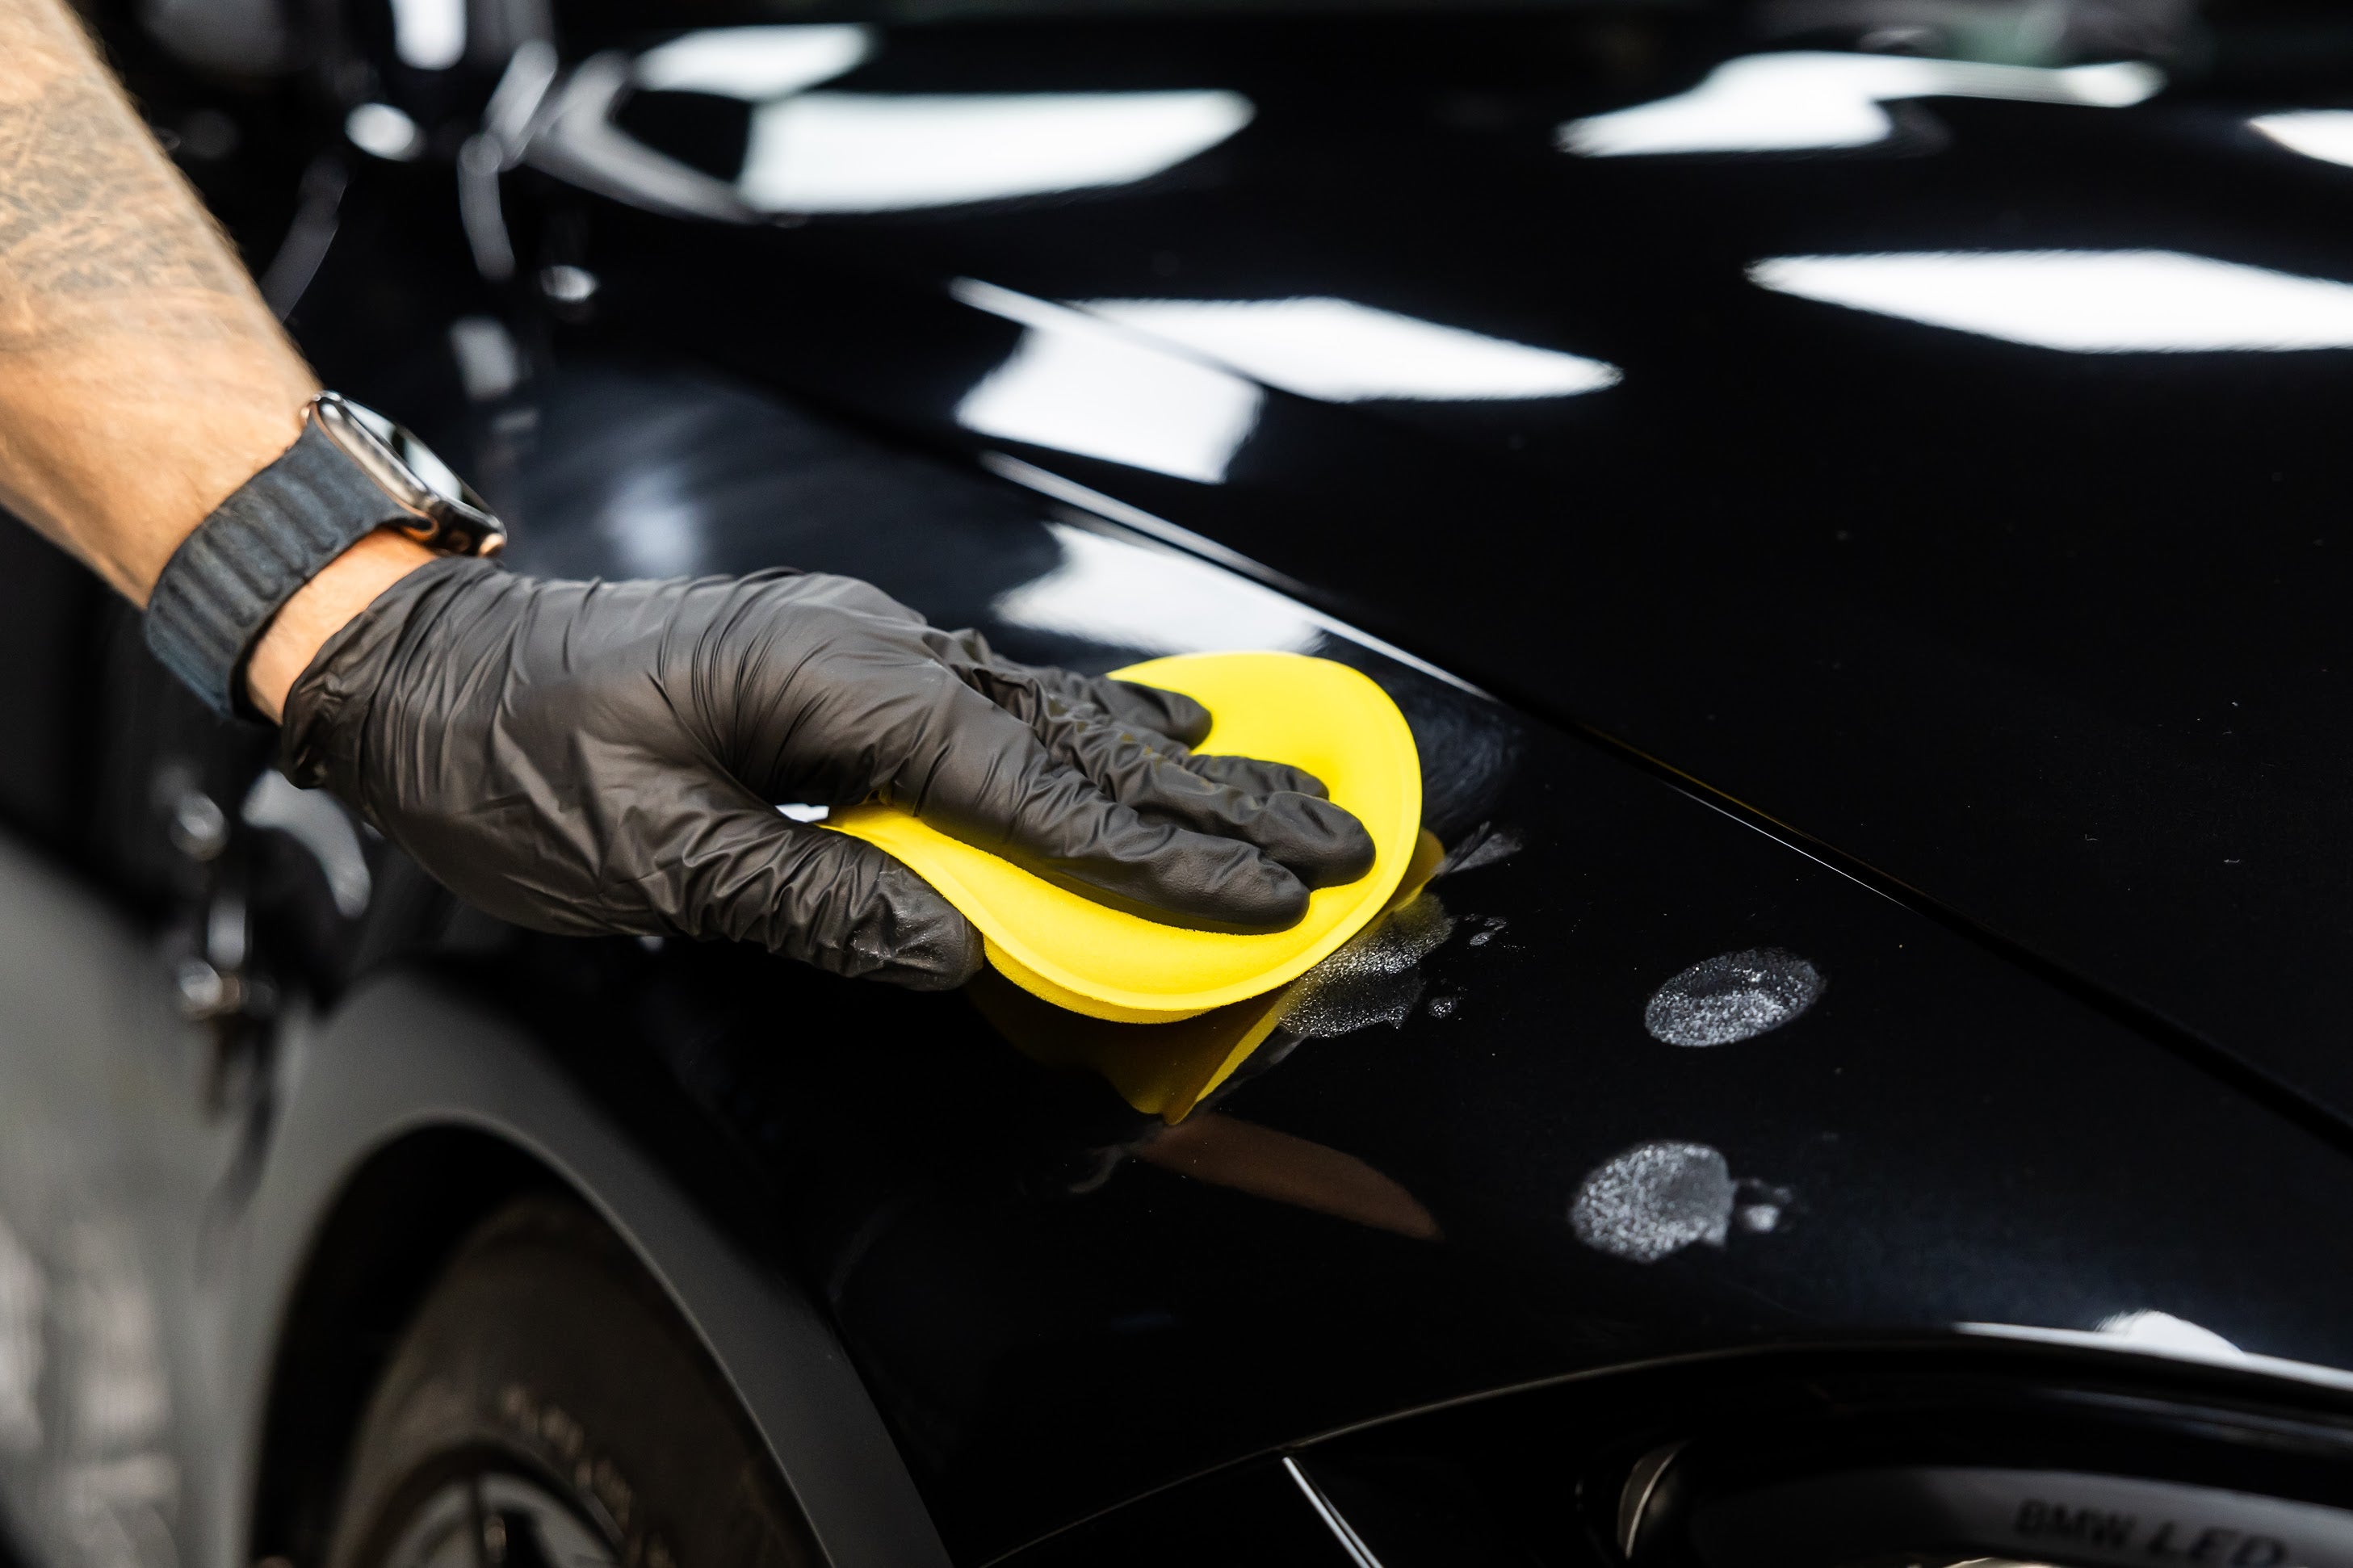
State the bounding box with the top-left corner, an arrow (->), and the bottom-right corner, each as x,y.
648,800 -> 983,989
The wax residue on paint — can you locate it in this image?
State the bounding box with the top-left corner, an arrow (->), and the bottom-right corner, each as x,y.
1570,1141 -> 1734,1263
1571,1142 -> 1795,1263
1440,822 -> 1523,878
1644,947 -> 1825,1046
1277,895 -> 1456,1038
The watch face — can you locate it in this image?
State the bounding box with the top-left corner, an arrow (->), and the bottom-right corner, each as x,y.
345,402 -> 469,506
312,393 -> 506,556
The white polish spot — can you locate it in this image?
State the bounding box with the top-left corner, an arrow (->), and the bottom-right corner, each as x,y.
1278,895 -> 1456,1038
1571,1140 -> 1736,1263
1644,947 -> 1825,1046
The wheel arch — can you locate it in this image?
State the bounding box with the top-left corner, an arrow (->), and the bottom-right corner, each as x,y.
225,975 -> 948,1568
247,1125 -> 564,1568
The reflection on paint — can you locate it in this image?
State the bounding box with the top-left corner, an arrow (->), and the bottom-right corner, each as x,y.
2251,110 -> 2353,170
955,281 -> 1263,483
388,0 -> 463,69
1559,51 -> 2159,157
632,25 -> 873,100
1571,1141 -> 1735,1263
344,103 -> 422,162
993,522 -> 1321,655
969,965 -> 1290,1124
740,90 -> 1252,212
242,771 -> 372,919
1137,1113 -> 1441,1241
0,1209 -> 41,1454
593,467 -> 709,578
2097,1308 -> 2242,1358
1751,250 -> 2353,352
1077,297 -> 1621,402
1644,947 -> 1825,1046
44,1218 -> 178,1568
1955,1319 -> 2339,1387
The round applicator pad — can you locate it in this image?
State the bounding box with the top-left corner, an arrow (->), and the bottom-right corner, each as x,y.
824,651 -> 1422,1023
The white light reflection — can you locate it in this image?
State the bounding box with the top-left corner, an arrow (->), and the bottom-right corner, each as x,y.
1076,297 -> 1621,401
739,90 -> 1252,212
1560,51 -> 2161,157
954,280 -> 1263,484
996,523 -> 1322,655
1959,1319 -> 2353,1391
388,0 -> 465,70
1751,249 -> 2353,351
344,102 -> 422,161
242,771 -> 372,919
2251,109 -> 2353,170
2096,1309 -> 2242,1358
631,25 -> 873,100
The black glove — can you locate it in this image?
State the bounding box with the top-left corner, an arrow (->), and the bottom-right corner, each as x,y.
279,560 -> 1376,989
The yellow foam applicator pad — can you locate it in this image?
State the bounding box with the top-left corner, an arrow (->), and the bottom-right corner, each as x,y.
824,652 -> 1421,1023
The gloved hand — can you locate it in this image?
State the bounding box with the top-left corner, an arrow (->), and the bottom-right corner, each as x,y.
279,560 -> 1376,989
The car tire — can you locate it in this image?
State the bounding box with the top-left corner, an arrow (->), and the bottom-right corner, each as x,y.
324,1195 -> 820,1568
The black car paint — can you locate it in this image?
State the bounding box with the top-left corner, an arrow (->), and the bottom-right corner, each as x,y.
4,6 -> 2353,1568
560,10 -> 2353,1122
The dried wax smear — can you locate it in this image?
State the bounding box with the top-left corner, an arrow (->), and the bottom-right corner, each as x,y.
1571,1141 -> 1794,1264
1277,895 -> 1457,1038
1570,1141 -> 1735,1263
1644,947 -> 1824,1047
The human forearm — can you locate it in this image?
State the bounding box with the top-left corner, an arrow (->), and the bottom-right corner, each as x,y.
0,0 -> 1373,980
0,0 -> 320,602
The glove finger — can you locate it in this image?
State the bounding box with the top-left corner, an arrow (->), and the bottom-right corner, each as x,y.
954,644 -> 1217,752
891,680 -> 1312,933
976,689 -> 1372,887
1184,753 -> 1331,800
1089,677 -> 1213,748
979,665 -> 1332,801
1100,753 -> 1374,889
648,792 -> 982,988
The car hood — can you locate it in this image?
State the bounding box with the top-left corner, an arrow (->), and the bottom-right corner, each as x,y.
423,15 -> 2353,1554
558,6 -> 2353,1138
445,358 -> 2353,1566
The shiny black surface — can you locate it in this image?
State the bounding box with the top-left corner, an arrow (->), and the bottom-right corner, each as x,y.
545,10 -> 2353,1130
403,356 -> 2353,1560
17,8 -> 2353,1568
273,15 -> 2353,1545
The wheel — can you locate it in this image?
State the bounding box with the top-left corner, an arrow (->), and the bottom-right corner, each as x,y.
325,1196 -> 820,1568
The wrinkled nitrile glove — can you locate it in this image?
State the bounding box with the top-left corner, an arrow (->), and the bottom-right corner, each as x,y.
279,561 -> 1377,989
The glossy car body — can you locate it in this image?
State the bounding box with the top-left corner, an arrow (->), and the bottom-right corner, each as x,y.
6,2 -> 2353,1566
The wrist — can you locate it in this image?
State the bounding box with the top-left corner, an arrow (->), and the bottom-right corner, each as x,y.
144,392 -> 505,719
245,529 -> 438,721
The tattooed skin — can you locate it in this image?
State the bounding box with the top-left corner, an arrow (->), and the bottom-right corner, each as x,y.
0,2 -> 250,342
0,0 -> 315,598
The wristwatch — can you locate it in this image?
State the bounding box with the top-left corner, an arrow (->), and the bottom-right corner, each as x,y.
145,392 -> 507,718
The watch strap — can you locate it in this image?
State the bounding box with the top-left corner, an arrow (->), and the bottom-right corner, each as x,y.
145,417 -> 417,718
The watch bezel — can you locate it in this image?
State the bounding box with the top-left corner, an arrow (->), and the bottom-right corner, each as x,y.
306,392 -> 506,557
